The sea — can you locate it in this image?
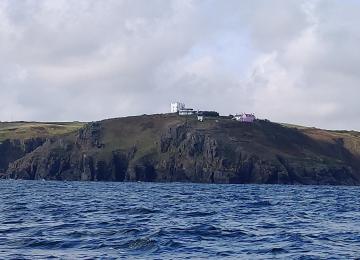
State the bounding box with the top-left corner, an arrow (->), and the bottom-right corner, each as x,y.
0,180 -> 359,259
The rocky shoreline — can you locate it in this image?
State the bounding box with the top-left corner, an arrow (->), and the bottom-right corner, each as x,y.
1,114 -> 360,185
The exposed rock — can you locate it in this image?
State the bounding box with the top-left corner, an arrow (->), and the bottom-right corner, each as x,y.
0,137 -> 45,174
3,115 -> 360,185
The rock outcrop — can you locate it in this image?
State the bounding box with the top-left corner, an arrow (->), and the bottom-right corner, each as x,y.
2,114 -> 360,185
0,138 -> 45,175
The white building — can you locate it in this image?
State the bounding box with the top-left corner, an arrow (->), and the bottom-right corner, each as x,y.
170,102 -> 185,113
234,113 -> 256,123
197,115 -> 204,122
179,108 -> 195,116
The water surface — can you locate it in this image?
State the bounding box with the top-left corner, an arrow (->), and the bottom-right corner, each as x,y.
0,180 -> 359,259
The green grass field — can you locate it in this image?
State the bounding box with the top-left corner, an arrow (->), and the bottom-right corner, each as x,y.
0,122 -> 85,142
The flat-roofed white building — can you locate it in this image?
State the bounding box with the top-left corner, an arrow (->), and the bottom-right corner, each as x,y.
171,102 -> 185,113
179,108 -> 195,116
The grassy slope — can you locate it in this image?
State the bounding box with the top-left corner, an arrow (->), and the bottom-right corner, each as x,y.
0,121 -> 85,143
283,123 -> 360,159
93,115 -> 360,177
2,115 -> 360,165
100,114 -> 186,161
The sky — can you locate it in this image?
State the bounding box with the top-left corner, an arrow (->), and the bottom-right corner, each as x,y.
1,0 -> 360,130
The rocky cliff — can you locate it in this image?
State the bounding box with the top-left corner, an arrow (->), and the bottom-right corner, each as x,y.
2,114 -> 360,185
0,138 -> 45,174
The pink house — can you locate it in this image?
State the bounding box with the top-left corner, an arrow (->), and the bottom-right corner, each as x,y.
234,113 -> 256,123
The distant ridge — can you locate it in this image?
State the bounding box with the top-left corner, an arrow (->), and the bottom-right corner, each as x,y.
1,113 -> 360,185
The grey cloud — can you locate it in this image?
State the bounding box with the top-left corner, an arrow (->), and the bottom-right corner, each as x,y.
0,0 -> 360,130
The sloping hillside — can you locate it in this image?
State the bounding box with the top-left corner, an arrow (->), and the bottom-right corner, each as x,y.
0,121 -> 84,173
0,122 -> 84,142
2,114 -> 360,185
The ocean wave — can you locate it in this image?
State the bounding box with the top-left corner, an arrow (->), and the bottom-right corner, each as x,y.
0,180 -> 359,259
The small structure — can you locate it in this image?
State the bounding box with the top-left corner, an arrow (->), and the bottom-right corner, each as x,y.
171,102 -> 185,113
234,113 -> 256,123
197,114 -> 204,122
171,102 -> 219,118
179,108 -> 195,116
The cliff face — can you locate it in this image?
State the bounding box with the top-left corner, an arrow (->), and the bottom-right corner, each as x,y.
0,138 -> 45,174
3,114 -> 360,185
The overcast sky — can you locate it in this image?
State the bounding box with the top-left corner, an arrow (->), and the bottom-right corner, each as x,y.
1,0 -> 360,130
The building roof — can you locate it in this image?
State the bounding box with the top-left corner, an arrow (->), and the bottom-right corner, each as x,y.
235,113 -> 255,117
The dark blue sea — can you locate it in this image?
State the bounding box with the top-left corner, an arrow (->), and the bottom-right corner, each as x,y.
0,181 -> 359,259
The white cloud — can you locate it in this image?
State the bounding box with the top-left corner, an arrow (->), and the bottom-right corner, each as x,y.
242,0 -> 360,130
0,0 -> 360,130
